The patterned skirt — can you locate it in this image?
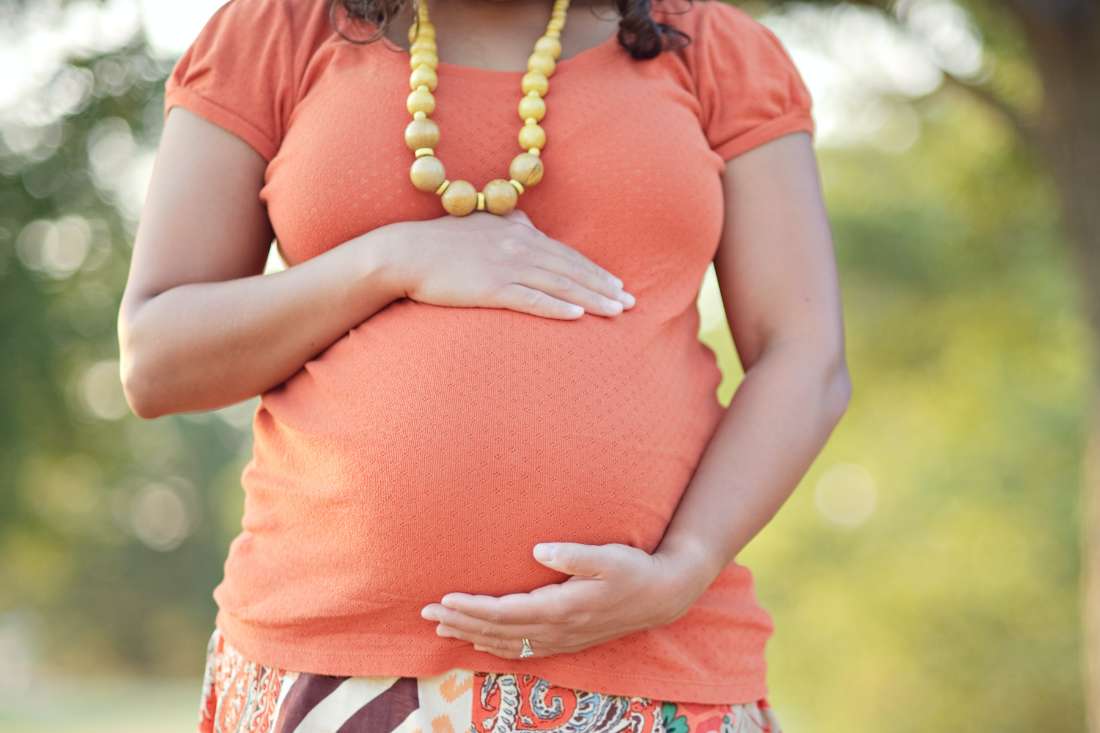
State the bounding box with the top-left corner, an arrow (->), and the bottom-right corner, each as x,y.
196,627 -> 784,733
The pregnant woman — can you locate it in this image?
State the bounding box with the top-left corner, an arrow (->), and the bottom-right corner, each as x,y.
118,0 -> 849,729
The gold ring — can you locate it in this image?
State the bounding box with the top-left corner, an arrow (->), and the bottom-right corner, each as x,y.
520,637 -> 535,658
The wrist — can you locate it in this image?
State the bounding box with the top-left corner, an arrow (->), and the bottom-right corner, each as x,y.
652,537 -> 727,624
349,222 -> 415,302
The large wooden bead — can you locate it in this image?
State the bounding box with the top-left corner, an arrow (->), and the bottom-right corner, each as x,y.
535,36 -> 562,59
483,178 -> 518,215
527,51 -> 556,76
509,152 -> 544,187
518,94 -> 546,122
521,71 -> 549,96
404,118 -> 440,150
441,179 -> 478,216
409,156 -> 446,192
518,122 -> 546,150
409,65 -> 438,91
411,38 -> 437,54
406,87 -> 435,116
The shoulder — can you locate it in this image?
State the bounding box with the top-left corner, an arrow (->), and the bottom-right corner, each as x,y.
183,0 -> 334,68
655,0 -> 781,51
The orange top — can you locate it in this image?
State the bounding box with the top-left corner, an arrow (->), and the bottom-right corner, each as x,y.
164,0 -> 814,704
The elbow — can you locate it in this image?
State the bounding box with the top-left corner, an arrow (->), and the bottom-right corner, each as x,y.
118,313 -> 166,420
120,350 -> 165,420
823,354 -> 852,425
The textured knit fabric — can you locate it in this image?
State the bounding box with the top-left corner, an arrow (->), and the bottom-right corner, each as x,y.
197,626 -> 784,732
164,0 -> 815,705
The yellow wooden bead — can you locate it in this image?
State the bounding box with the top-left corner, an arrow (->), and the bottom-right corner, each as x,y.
441,179 -> 477,216
405,118 -> 440,150
410,65 -> 438,91
476,192 -> 486,211
518,95 -> 546,122
414,147 -> 434,157
545,28 -> 560,39
509,152 -> 544,187
519,123 -> 545,149
407,87 -> 435,116
521,72 -> 548,96
483,178 -> 518,215
410,51 -> 437,70
535,36 -> 562,59
527,52 -> 556,76
411,39 -> 437,54
435,178 -> 451,195
409,23 -> 435,44
409,155 -> 446,192
508,178 -> 525,195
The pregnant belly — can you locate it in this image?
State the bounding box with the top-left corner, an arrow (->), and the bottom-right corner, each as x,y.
222,299 -> 723,623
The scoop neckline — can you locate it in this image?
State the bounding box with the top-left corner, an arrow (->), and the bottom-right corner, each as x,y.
369,20 -> 624,78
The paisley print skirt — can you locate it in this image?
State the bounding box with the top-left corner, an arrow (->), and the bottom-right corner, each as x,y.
197,627 -> 784,733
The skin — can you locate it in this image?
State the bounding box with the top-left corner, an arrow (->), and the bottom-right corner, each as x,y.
119,0 -> 850,662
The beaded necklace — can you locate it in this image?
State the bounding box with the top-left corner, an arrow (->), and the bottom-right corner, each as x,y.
404,0 -> 570,216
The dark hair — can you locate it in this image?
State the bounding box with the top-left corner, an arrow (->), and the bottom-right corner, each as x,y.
327,0 -> 693,60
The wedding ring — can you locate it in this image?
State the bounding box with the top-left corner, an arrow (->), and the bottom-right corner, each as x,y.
520,637 -> 535,658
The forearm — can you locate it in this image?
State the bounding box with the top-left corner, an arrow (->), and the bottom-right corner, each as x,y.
119,226 -> 406,418
654,340 -> 851,599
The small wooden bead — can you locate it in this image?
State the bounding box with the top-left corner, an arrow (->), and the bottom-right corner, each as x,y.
508,178 -> 525,195
435,179 -> 451,195
414,147 -> 434,157
410,51 -> 437,70
483,178 -> 518,215
413,110 -> 426,120
411,39 -> 437,54
527,147 -> 541,156
527,52 -> 556,76
518,95 -> 546,122
409,65 -> 438,91
441,179 -> 478,216
535,36 -> 562,59
509,152 -> 544,187
518,123 -> 545,150
545,28 -> 561,39
409,155 -> 446,192
476,192 -> 486,211
409,23 -> 435,44
405,118 -> 440,150
521,72 -> 549,96
407,87 -> 435,116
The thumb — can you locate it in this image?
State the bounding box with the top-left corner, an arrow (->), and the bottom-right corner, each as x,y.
533,542 -> 614,577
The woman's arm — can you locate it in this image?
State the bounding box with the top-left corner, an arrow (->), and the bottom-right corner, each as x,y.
120,108 -> 635,420
654,130 -> 851,602
414,131 -> 850,658
118,108 -> 408,419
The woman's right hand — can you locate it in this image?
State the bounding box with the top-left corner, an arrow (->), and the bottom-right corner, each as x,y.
383,209 -> 636,320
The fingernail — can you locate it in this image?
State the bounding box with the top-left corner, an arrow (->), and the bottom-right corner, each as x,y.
620,291 -> 635,307
420,606 -> 436,620
534,543 -> 555,562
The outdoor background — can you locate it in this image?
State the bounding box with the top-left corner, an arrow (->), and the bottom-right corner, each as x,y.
2,0 -> 1097,731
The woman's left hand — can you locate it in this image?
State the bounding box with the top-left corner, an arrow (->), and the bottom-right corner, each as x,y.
418,541 -> 721,659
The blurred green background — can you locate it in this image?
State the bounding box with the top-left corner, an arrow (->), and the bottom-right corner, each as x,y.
1,0 -> 1096,731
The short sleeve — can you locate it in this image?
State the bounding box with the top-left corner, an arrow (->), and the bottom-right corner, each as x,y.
687,1 -> 815,161
163,0 -> 306,162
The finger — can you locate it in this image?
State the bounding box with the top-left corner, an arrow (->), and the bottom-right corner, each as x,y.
439,586 -> 572,625
492,283 -> 585,320
513,266 -> 625,317
522,247 -> 633,308
437,623 -> 553,657
423,603 -> 547,639
534,542 -> 624,578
